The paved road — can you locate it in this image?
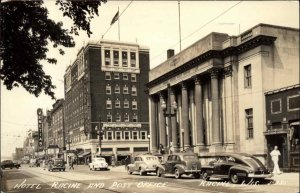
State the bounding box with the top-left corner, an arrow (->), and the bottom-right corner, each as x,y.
1,165 -> 298,193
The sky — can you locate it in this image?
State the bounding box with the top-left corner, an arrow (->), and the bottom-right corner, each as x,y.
1,1 -> 299,159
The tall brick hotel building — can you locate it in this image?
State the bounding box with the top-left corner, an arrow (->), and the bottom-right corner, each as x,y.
64,40 -> 150,164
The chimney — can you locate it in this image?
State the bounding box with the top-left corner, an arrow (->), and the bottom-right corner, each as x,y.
167,49 -> 175,59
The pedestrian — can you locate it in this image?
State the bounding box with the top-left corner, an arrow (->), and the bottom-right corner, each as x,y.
270,146 -> 281,174
111,156 -> 115,167
69,158 -> 74,170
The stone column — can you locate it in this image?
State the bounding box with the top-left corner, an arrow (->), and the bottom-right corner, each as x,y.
170,88 -> 178,150
224,66 -> 234,151
149,95 -> 157,153
181,82 -> 190,149
210,69 -> 221,147
195,77 -> 205,149
159,93 -> 167,148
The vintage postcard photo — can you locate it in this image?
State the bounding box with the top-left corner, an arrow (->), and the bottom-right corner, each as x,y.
0,1 -> 299,193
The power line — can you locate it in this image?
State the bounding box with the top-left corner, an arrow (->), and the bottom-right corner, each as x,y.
150,1 -> 243,63
100,0 -> 134,41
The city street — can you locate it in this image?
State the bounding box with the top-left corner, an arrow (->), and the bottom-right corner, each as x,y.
1,165 -> 299,193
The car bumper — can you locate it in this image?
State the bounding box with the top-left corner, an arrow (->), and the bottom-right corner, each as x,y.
248,173 -> 273,178
95,166 -> 108,169
184,170 -> 202,173
144,168 -> 157,172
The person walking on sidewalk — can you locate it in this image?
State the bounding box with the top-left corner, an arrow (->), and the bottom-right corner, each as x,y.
270,146 -> 281,174
69,158 -> 74,170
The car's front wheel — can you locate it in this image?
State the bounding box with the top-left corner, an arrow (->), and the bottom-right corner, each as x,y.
230,172 -> 241,184
139,168 -> 145,176
174,169 -> 181,179
202,170 -> 210,181
127,167 -> 132,175
156,168 -> 162,177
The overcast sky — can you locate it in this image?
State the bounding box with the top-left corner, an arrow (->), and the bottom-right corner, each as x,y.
1,1 -> 299,159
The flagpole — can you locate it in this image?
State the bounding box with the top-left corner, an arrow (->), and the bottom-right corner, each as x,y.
178,1 -> 182,52
118,6 -> 120,41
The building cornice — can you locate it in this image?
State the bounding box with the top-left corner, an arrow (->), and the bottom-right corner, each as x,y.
147,35 -> 276,89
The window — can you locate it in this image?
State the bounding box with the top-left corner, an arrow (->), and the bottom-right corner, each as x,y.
123,73 -> 128,80
107,114 -> 112,122
244,64 -> 252,88
116,131 -> 121,140
130,52 -> 136,67
132,131 -> 138,140
115,99 -> 120,108
132,100 -> 137,110
105,72 -> 111,80
114,73 -> 120,79
124,131 -> 130,140
132,86 -> 137,96
123,85 -> 129,94
271,99 -> 281,114
131,74 -> 136,82
124,114 -> 129,122
113,50 -> 119,66
116,114 -> 121,122
245,108 -> 253,139
107,131 -> 113,140
122,51 -> 128,67
106,99 -> 112,109
124,99 -> 129,108
140,131 -> 146,140
114,85 -> 120,94
105,50 -> 110,65
132,114 -> 138,122
287,94 -> 300,111
106,85 -> 111,95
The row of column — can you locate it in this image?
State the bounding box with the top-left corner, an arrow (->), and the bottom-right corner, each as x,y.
150,66 -> 234,153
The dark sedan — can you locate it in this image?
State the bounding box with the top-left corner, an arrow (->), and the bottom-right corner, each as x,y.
201,152 -> 273,184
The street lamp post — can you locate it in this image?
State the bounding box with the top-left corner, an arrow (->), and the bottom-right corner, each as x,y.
161,84 -> 177,154
65,136 -> 72,165
147,135 -> 151,153
95,116 -> 104,156
181,129 -> 184,152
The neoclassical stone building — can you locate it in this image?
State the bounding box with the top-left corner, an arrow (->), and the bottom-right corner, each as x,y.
146,23 -> 299,164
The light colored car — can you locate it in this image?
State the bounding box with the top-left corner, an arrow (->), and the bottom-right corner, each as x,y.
89,157 -> 108,171
127,154 -> 160,176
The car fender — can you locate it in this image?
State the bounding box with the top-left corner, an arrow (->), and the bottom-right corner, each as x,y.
156,164 -> 166,173
138,164 -> 147,172
174,164 -> 186,174
127,164 -> 134,171
229,165 -> 250,176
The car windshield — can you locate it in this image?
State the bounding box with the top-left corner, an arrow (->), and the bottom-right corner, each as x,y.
183,155 -> 196,159
145,157 -> 158,161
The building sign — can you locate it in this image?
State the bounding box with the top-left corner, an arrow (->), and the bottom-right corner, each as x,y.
37,108 -> 43,147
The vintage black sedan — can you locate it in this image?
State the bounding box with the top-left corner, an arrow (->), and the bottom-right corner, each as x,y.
156,152 -> 201,179
201,152 -> 273,184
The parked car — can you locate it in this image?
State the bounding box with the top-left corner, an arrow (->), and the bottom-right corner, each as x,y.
1,160 -> 20,169
156,152 -> 202,179
127,154 -> 161,175
48,158 -> 65,172
201,152 -> 273,184
89,157 -> 108,171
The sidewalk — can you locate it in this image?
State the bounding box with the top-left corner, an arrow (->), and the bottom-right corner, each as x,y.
270,172 -> 299,187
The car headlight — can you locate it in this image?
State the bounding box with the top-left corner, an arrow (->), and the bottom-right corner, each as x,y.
248,170 -> 253,173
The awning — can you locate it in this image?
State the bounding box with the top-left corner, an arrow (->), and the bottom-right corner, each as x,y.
78,152 -> 91,158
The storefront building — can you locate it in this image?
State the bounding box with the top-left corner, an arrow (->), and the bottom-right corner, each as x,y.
147,24 -> 299,165
265,85 -> 300,172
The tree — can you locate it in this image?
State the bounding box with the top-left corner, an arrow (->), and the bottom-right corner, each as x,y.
0,0 -> 106,99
